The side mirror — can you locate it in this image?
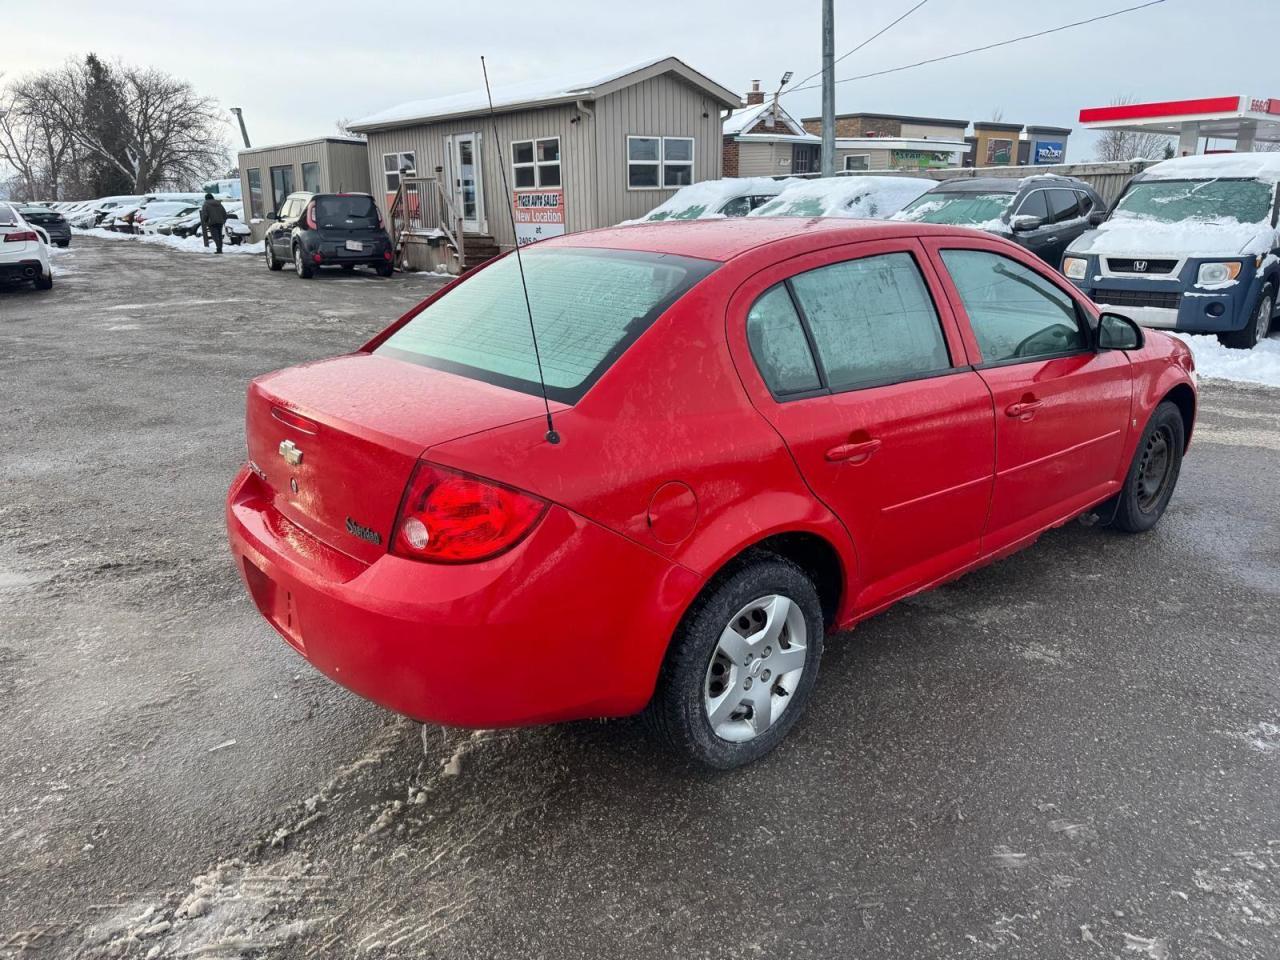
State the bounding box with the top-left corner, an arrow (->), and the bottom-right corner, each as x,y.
1087,210 -> 1106,227
1097,312 -> 1144,351
1011,214 -> 1043,232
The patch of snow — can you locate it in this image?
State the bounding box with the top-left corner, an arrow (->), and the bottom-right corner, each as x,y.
1172,332 -> 1280,388
723,100 -> 809,137
1140,151 -> 1280,182
749,176 -> 935,220
74,227 -> 264,255
1122,933 -> 1170,959
622,177 -> 793,224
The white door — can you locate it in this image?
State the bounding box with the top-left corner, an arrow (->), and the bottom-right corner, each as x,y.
449,133 -> 484,233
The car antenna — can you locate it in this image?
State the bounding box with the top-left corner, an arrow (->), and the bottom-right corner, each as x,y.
481,55 -> 560,445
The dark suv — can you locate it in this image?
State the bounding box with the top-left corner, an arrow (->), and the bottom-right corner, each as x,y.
893,175 -> 1106,267
264,192 -> 394,278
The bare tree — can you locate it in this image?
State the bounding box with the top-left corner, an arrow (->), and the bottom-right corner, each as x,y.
1093,95 -> 1174,161
335,117 -> 367,140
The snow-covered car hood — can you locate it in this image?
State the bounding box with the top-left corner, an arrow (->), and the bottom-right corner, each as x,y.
750,176 -> 936,220
1067,215 -> 1279,259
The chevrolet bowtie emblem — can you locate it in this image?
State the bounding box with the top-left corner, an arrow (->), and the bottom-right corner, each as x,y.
278,439 -> 303,466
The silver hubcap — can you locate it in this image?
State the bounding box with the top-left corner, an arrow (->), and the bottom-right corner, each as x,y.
703,595 -> 807,743
1257,295 -> 1273,342
294,248 -> 303,274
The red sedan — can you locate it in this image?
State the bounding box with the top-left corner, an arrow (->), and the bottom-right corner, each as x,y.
226,218 -> 1197,768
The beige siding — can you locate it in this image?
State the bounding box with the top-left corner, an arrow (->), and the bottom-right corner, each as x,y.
900,122 -> 968,140
322,141 -> 372,193
592,73 -> 725,226
738,141 -> 792,177
363,103 -> 593,249
834,147 -> 892,171
237,138 -> 370,218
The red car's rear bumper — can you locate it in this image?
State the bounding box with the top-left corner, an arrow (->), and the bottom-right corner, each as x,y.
225,467 -> 701,727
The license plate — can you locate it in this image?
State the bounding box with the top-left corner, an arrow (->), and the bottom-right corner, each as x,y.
344,240 -> 363,252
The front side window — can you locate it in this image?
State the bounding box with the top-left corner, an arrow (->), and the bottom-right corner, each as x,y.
746,285 -> 821,395
376,248 -> 717,403
1112,178 -> 1274,225
940,249 -> 1085,363
1015,190 -> 1049,221
1048,188 -> 1081,223
246,168 -> 264,219
788,252 -> 952,391
301,161 -> 321,194
628,136 -> 695,189
383,151 -> 417,193
512,137 -> 561,188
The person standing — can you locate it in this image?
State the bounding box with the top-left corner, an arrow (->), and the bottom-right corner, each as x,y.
200,193 -> 228,253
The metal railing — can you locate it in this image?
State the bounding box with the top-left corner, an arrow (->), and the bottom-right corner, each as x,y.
389,177 -> 465,264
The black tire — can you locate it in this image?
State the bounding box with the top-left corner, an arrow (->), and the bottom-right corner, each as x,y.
377,262 -> 394,278
56,240 -> 69,248
293,243 -> 313,279
644,553 -> 824,769
33,272 -> 53,291
265,242 -> 283,271
1218,284 -> 1274,350
1108,401 -> 1185,534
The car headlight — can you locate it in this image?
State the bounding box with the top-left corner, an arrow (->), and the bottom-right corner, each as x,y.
1062,257 -> 1088,280
1197,261 -> 1242,285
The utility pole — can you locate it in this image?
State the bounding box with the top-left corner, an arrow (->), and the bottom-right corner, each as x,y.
821,0 -> 835,177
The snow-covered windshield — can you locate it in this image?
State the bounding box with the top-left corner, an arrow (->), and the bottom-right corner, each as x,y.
894,192 -> 1014,225
1113,179 -> 1274,225
750,177 -> 933,220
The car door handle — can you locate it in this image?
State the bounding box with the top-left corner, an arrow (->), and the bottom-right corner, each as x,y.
1005,398 -> 1044,420
825,438 -> 881,463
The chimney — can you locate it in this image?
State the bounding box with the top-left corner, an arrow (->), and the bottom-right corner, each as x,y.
745,80 -> 764,106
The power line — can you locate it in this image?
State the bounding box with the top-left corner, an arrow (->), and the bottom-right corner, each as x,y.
785,0 -> 1167,94
789,0 -> 931,92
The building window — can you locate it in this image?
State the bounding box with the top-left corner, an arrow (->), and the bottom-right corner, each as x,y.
512,137 -> 561,188
269,164 -> 295,214
246,167 -> 264,219
301,161 -> 320,194
383,151 -> 417,193
793,143 -> 820,174
843,155 -> 870,172
627,136 -> 695,189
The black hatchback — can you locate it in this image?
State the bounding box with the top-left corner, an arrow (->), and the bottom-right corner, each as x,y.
892,175 -> 1106,268
264,192 -> 394,278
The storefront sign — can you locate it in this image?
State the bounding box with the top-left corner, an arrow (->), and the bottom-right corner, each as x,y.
1034,141 -> 1065,164
511,188 -> 565,246
891,150 -> 953,170
985,138 -> 1014,165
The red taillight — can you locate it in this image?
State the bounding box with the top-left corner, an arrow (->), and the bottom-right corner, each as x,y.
383,250 -> 393,261
312,252 -> 323,263
391,462 -> 548,563
305,201 -> 317,230
5,230 -> 39,243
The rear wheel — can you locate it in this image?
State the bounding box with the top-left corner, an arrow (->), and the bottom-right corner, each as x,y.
33,272 -> 53,291
1108,401 -> 1184,534
293,244 -> 313,279
377,261 -> 394,278
56,240 -> 69,248
1218,285 -> 1274,350
645,554 -> 824,769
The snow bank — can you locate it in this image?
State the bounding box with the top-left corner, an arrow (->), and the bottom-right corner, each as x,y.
1068,215 -> 1278,258
750,176 -> 935,220
1140,152 -> 1280,182
623,177 -> 792,224
74,227 -> 264,255
1172,332 -> 1280,388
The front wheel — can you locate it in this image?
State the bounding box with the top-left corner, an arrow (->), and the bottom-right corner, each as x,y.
293,244 -> 314,279
1108,401 -> 1185,534
645,554 -> 824,769
1218,285 -> 1274,350
265,242 -> 282,271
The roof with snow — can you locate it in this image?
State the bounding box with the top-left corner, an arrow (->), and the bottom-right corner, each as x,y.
723,100 -> 809,138
350,57 -> 740,132
1136,152 -> 1280,182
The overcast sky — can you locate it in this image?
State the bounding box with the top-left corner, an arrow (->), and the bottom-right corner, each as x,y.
3,0 -> 1276,163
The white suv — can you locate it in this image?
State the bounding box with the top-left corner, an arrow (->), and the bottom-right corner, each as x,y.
0,202 -> 53,291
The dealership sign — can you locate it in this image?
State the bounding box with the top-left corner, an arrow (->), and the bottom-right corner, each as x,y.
1034,141 -> 1064,164
511,189 -> 565,246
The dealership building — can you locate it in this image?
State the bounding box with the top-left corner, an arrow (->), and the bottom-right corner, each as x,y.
236,137 -> 371,239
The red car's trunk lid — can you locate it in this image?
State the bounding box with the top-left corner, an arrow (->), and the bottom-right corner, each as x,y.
246,352 -> 551,563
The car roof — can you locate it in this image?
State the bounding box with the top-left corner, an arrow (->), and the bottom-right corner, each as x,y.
933,175 -> 1091,195
548,217 -> 986,263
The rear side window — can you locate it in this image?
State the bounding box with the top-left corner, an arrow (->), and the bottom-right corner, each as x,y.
746,286 -> 821,395
940,249 -> 1085,363
376,248 -> 717,404
315,195 -> 379,227
788,253 -> 952,391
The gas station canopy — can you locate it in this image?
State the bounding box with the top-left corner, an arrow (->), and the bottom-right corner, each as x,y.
1078,95 -> 1280,154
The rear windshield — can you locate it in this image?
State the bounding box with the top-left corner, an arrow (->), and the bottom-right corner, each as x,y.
315,195 -> 379,227
895,192 -> 1014,225
1114,178 -> 1275,225
376,247 -> 717,403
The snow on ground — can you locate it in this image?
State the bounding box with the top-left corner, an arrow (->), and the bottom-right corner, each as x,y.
1172,331 -> 1280,388
74,227 -> 263,255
